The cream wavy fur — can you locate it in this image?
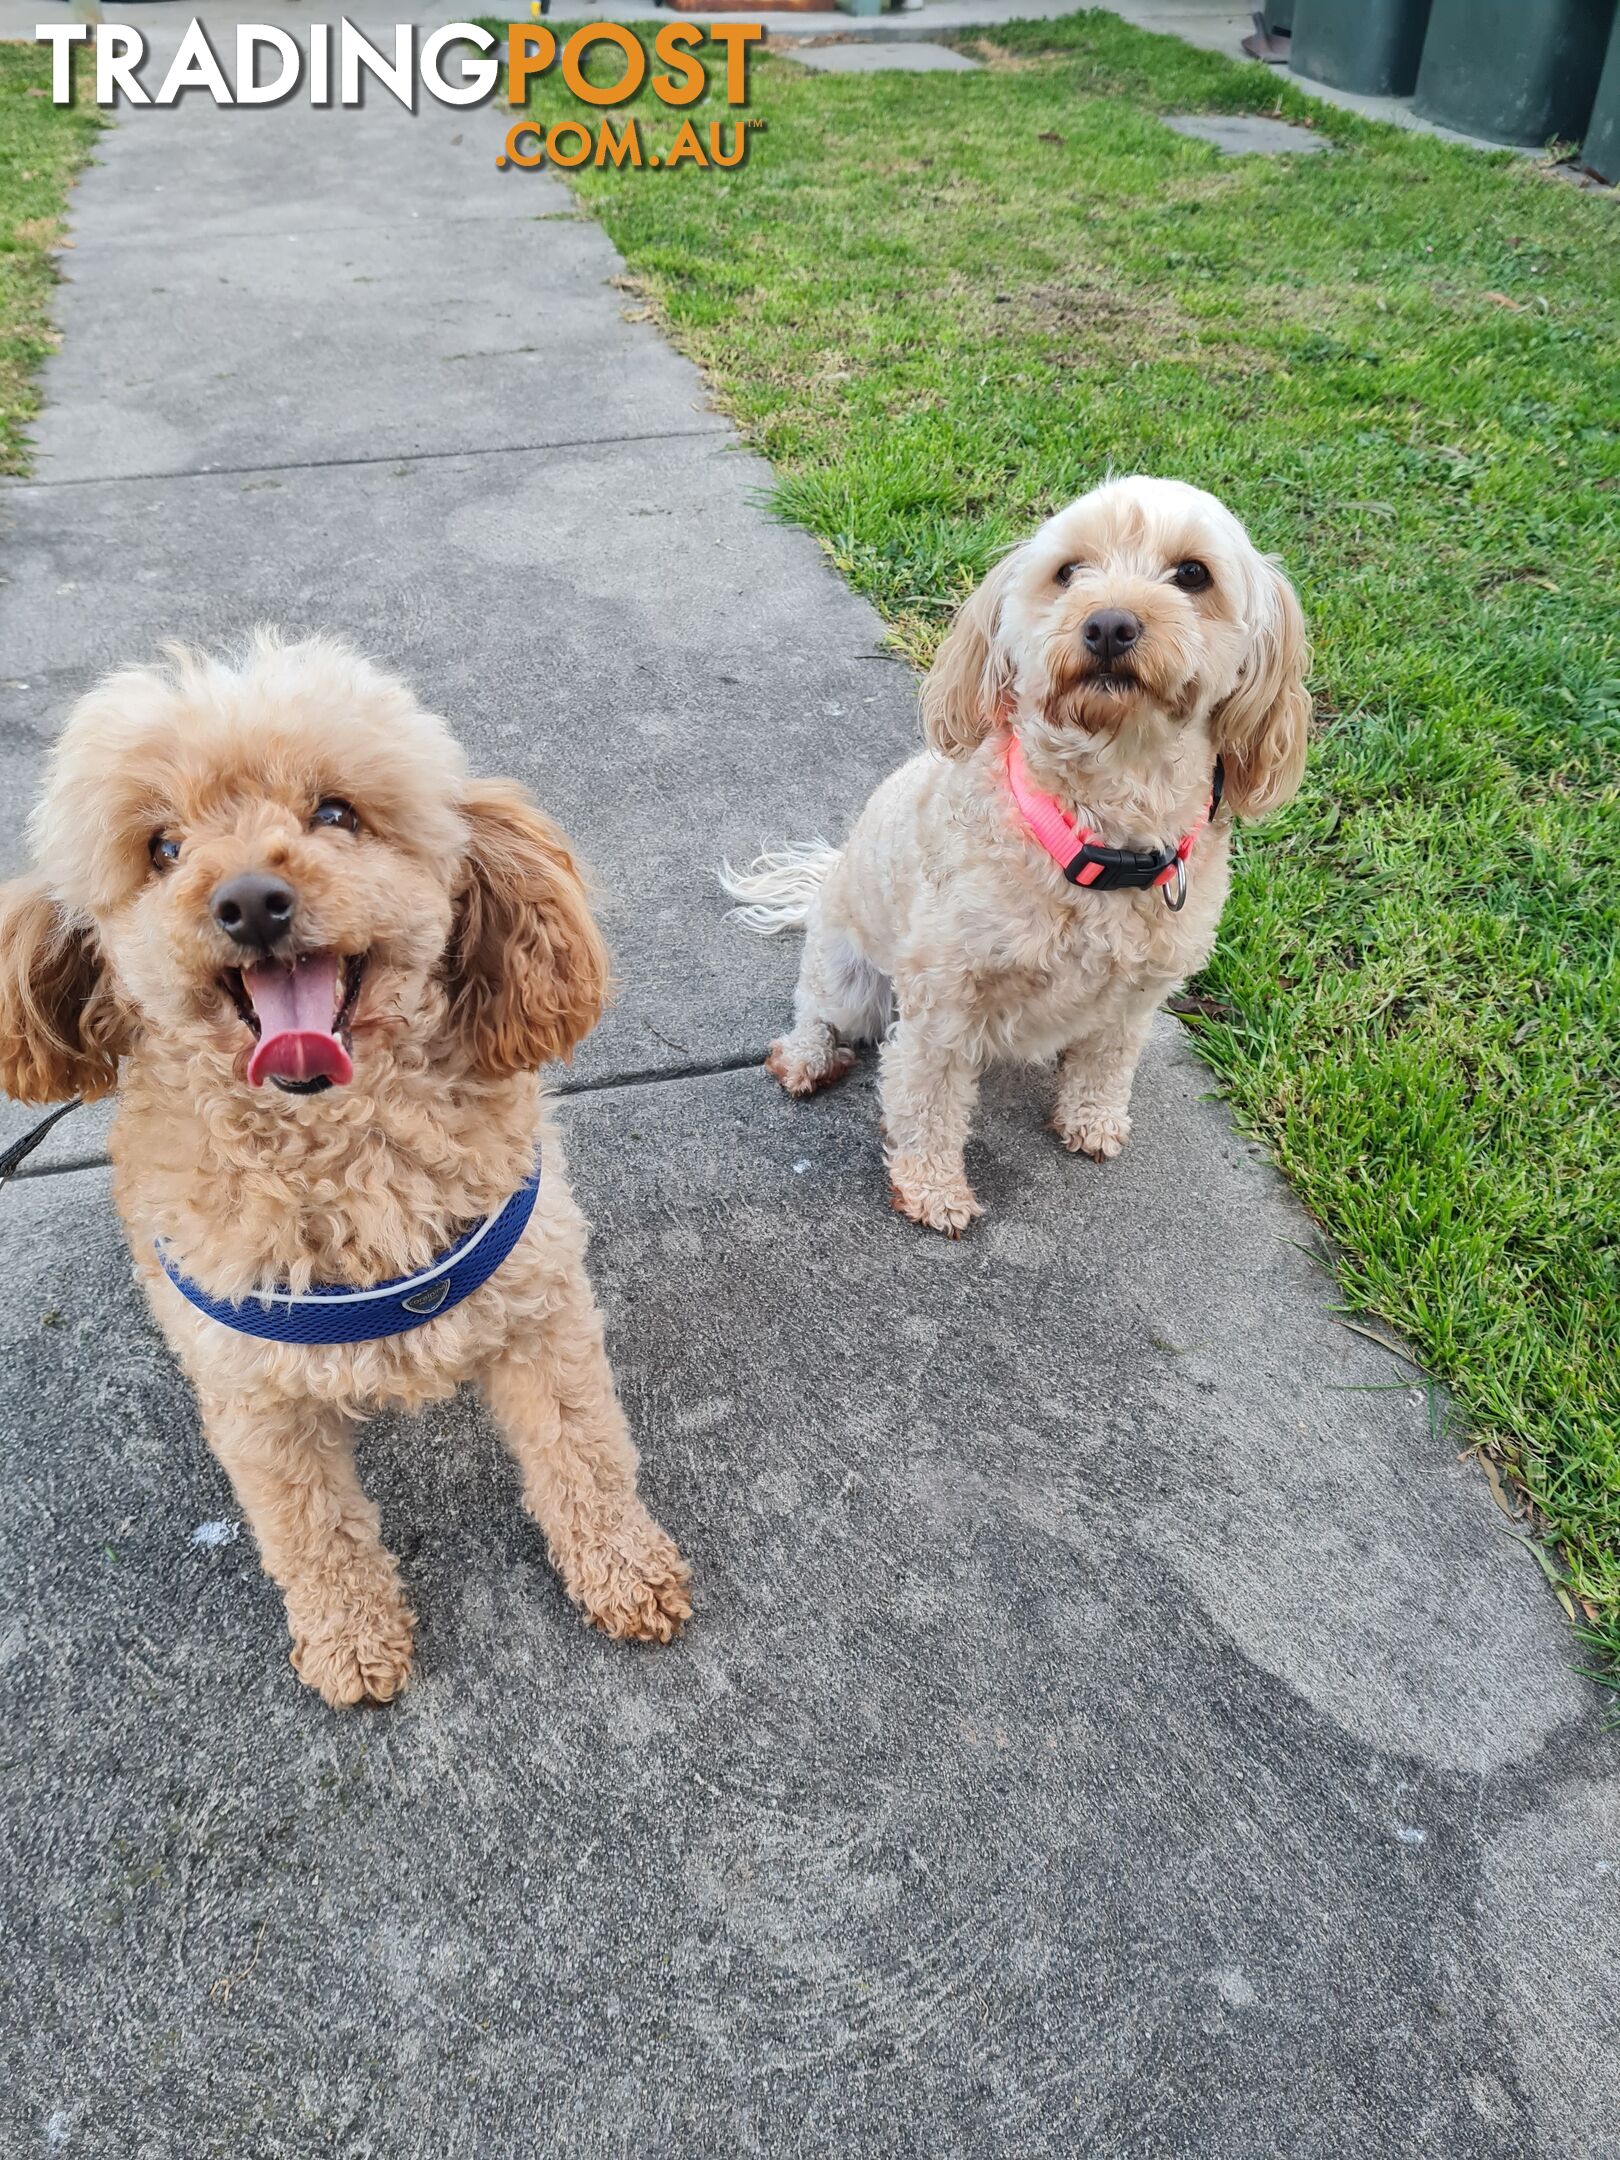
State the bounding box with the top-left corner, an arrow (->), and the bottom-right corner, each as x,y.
0,634 -> 690,1705
723,477 -> 1310,1235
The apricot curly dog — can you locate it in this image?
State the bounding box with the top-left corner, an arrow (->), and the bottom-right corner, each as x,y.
0,633 -> 690,1706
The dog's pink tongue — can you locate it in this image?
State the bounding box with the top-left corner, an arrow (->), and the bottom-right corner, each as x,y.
243,955 -> 353,1088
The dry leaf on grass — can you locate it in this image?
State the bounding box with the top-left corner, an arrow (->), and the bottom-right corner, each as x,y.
1335,1316 -> 1419,1365
1479,1455 -> 1522,1520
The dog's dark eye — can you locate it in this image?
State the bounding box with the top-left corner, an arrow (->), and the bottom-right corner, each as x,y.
1054,562 -> 1078,588
149,833 -> 181,871
311,798 -> 359,834
1174,560 -> 1212,592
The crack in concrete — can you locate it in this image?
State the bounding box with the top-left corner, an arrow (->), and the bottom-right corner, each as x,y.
2,422 -> 734,494
63,211 -> 592,249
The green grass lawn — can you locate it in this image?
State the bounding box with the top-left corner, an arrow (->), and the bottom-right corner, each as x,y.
549,14 -> 1620,1674
0,41 -> 101,474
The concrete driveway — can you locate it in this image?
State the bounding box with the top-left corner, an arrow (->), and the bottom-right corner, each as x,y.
1,29 -> 1614,2158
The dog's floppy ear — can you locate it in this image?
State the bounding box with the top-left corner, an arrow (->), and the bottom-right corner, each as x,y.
920,551 -> 1023,759
445,781 -> 609,1077
1211,557 -> 1311,819
0,877 -> 129,1104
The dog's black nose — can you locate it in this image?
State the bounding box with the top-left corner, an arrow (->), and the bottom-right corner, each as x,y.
1082,609 -> 1142,665
212,871 -> 297,949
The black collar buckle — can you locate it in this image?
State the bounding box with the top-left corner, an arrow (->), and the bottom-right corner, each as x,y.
1064,841 -> 1178,891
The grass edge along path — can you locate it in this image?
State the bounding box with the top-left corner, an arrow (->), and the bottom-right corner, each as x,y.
0,41 -> 102,475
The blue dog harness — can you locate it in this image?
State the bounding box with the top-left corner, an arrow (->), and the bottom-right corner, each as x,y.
156,1160 -> 542,1346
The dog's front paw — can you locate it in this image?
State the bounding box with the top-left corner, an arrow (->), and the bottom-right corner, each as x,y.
765,1035 -> 856,1098
570,1518 -> 692,1645
888,1164 -> 984,1238
289,1583 -> 416,1708
1053,1106 -> 1131,1162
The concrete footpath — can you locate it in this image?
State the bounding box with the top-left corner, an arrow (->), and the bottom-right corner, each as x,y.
1,24 -> 1616,2160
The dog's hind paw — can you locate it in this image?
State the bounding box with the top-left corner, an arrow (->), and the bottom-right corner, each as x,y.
290,1590 -> 416,1709
572,1521 -> 692,1646
765,1036 -> 856,1097
1052,1106 -> 1131,1162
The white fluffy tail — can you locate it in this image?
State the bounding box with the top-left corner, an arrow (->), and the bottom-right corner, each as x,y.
718,840 -> 839,936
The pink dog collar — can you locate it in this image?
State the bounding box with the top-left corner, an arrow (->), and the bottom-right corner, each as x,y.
1003,735 -> 1223,911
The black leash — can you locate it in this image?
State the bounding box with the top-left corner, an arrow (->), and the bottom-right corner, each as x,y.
0,1099 -> 82,1190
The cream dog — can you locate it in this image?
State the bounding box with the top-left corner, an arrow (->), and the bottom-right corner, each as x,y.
723,476 -> 1309,1233
0,635 -> 691,1705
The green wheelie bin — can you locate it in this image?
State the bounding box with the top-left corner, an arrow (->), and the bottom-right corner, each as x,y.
1583,11 -> 1620,176
1290,0 -> 1434,97
1414,0 -> 1616,146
